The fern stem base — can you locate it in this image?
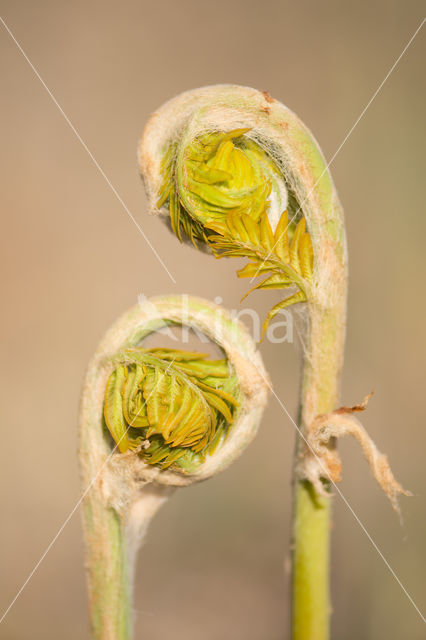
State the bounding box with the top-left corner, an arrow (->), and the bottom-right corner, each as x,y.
291,481 -> 330,640
291,300 -> 346,639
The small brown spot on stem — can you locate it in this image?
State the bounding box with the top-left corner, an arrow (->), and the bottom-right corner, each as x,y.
261,90 -> 274,103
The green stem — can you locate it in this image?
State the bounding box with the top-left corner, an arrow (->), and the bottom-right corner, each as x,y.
291,303 -> 345,640
81,484 -> 169,640
82,485 -> 172,639
82,498 -> 131,640
292,482 -> 330,640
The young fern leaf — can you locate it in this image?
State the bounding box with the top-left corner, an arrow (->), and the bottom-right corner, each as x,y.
206,209 -> 314,337
139,87 -> 409,640
80,294 -> 269,640
151,124 -> 313,336
156,143 -> 209,246
104,348 -> 240,471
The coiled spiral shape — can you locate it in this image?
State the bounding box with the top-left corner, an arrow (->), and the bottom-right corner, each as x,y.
104,348 -> 240,471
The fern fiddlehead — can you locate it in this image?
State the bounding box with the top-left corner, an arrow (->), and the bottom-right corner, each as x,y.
139,85 -> 407,640
79,295 -> 268,640
104,347 -> 239,468
140,100 -> 315,335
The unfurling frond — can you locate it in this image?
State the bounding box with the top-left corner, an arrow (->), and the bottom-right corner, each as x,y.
104,348 -> 240,472
155,127 -> 314,335
156,143 -> 209,246
207,209 -> 313,337
156,128 -> 285,246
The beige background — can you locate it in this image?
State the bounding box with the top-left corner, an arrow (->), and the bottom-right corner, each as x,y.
0,1 -> 425,638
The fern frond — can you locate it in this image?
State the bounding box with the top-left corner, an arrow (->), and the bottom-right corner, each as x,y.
155,127 -> 314,335
205,209 -> 314,334
156,144 -> 209,247
260,290 -> 306,341
104,348 -> 240,471
103,366 -> 129,453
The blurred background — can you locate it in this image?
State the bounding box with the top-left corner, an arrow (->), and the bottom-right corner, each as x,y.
0,1 -> 425,638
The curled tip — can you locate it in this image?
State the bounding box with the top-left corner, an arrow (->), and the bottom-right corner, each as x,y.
139,84 -> 346,327
79,296 -> 271,638
80,295 -> 269,496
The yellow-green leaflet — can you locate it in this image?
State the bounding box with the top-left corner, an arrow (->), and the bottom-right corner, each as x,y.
207,210 -> 313,338
104,366 -> 129,453
103,348 -> 240,471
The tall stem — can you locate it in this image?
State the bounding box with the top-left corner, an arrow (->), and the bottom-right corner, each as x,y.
291,303 -> 346,639
138,85 -> 349,637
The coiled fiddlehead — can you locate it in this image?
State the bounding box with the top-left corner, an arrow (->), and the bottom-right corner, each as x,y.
140,102 -> 315,334
139,86 -> 408,640
139,89 -> 346,639
79,295 -> 269,640
104,347 -> 239,470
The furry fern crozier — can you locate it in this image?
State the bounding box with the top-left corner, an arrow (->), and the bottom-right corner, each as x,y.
139,85 -> 408,640
79,295 -> 269,640
152,125 -> 313,335
104,348 -> 239,468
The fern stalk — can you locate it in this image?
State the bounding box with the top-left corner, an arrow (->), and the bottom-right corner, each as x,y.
292,302 -> 346,639
139,84 -> 409,637
79,295 -> 269,639
82,482 -> 131,638
290,115 -> 347,637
